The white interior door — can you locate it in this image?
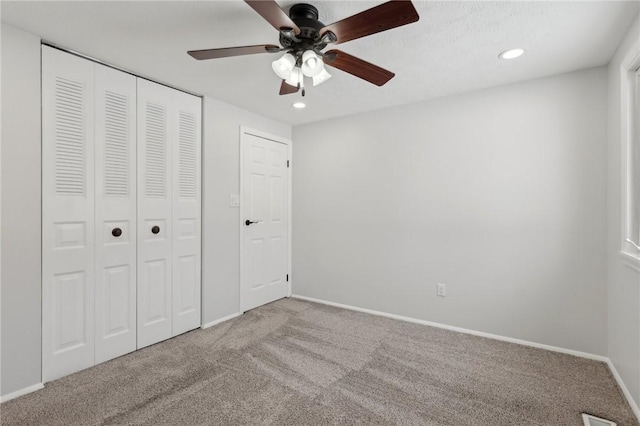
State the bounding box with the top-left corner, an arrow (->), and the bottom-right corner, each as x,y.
42,46 -> 96,382
241,132 -> 290,312
94,63 -> 137,363
171,91 -> 202,336
137,79 -> 173,348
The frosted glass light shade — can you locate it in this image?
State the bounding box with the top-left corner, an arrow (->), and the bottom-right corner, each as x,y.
285,67 -> 305,88
272,53 -> 296,79
301,50 -> 323,77
312,68 -> 332,86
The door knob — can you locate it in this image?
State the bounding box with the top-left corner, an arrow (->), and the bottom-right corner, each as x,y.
245,220 -> 259,226
151,225 -> 160,234
111,227 -> 122,237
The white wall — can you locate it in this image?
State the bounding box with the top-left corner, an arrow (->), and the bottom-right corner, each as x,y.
293,67 -> 609,356
607,15 -> 640,407
1,24 -> 42,396
201,97 -> 291,324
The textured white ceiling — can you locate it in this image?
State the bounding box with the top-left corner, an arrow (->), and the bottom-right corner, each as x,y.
2,1 -> 638,125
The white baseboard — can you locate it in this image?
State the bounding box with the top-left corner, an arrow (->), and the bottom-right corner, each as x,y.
292,294 -> 608,361
292,294 -> 640,421
201,312 -> 241,330
1,382 -> 44,403
606,358 -> 640,420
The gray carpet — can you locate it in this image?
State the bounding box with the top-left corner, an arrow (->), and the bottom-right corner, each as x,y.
1,298 -> 637,425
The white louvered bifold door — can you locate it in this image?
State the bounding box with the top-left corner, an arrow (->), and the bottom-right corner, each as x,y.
42,46 -> 96,382
94,64 -> 137,363
171,92 -> 202,336
137,79 -> 174,349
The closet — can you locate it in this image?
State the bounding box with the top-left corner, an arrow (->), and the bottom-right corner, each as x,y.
42,46 -> 201,382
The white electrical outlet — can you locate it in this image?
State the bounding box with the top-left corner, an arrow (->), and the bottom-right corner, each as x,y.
437,283 -> 446,297
229,194 -> 240,207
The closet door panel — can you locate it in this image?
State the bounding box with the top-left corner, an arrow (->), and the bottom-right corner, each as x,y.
137,79 -> 174,348
94,64 -> 137,363
42,46 -> 95,382
172,93 -> 202,335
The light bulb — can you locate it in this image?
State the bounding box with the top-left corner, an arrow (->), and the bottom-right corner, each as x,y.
301,50 -> 323,77
272,53 -> 295,79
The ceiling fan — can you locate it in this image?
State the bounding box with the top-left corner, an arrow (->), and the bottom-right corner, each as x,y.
187,0 -> 419,96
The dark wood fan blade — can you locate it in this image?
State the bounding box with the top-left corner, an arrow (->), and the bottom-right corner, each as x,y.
279,80 -> 299,95
245,0 -> 301,35
320,1 -> 419,45
324,50 -> 394,86
188,44 -> 279,60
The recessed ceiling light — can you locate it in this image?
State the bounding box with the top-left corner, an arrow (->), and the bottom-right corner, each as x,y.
499,48 -> 525,59
292,102 -> 306,109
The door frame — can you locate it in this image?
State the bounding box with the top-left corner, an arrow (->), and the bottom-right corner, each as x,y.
239,127 -> 292,313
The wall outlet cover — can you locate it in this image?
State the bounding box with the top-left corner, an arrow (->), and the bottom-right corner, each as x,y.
437,283 -> 446,297
230,194 -> 240,207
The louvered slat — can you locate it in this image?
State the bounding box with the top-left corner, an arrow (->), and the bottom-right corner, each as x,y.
104,91 -> 129,197
145,103 -> 166,198
55,77 -> 85,196
178,111 -> 197,199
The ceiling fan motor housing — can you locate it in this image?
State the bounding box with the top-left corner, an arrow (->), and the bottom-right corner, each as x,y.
280,3 -> 327,51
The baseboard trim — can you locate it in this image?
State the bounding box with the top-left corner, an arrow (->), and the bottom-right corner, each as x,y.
606,358 -> 640,420
292,294 -> 608,361
1,382 -> 44,403
292,294 -> 640,421
201,312 -> 241,330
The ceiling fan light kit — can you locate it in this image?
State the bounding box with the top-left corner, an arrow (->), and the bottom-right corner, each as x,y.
272,48 -> 329,91
187,0 -> 420,97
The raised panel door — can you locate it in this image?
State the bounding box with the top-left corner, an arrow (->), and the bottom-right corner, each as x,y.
136,79 -> 173,348
94,63 -> 137,363
171,92 -> 202,335
42,46 -> 96,382
241,133 -> 289,312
